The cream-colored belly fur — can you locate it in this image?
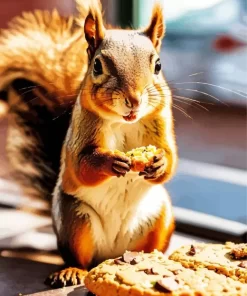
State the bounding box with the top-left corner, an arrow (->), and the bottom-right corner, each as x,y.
72,122 -> 172,261
75,173 -> 172,261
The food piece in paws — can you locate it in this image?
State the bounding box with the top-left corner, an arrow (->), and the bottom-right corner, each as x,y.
169,242 -> 247,283
84,250 -> 247,296
125,145 -> 161,172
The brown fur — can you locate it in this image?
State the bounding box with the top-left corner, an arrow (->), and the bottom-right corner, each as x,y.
69,218 -> 94,268
0,1 -> 90,202
134,205 -> 175,253
84,1 -> 105,50
144,2 -> 165,52
49,0 -> 177,288
0,8 -> 87,97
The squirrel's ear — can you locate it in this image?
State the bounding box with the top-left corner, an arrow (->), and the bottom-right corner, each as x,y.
143,2 -> 165,52
84,2 -> 105,60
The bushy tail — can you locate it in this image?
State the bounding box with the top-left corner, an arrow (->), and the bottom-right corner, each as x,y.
0,1 -> 96,209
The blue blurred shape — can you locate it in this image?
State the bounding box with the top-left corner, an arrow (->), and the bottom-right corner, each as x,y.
166,159 -> 247,225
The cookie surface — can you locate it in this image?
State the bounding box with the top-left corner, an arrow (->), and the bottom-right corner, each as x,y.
230,243 -> 247,260
84,250 -> 247,296
169,242 -> 247,283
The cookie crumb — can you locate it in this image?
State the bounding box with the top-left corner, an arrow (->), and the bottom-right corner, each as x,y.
238,261 -> 247,269
230,244 -> 247,259
188,245 -> 196,256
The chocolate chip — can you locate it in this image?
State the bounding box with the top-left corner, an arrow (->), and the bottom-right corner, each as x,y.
130,256 -> 142,265
144,269 -> 152,275
122,252 -> 140,264
188,245 -> 196,256
144,268 -> 159,275
238,261 -> 247,268
155,277 -> 180,292
173,269 -> 182,275
151,267 -> 159,275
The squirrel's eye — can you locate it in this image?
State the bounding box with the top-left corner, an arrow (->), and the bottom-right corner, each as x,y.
93,58 -> 103,76
154,59 -> 161,75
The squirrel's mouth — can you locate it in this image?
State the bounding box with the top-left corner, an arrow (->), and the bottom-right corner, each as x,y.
123,111 -> 137,122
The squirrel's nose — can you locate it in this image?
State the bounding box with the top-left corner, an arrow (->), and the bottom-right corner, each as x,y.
124,96 -> 141,110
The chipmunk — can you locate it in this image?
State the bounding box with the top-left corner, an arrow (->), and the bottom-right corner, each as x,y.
0,0 -> 177,288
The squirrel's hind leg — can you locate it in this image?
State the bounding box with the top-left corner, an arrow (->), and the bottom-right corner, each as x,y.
47,189 -> 95,288
133,186 -> 175,254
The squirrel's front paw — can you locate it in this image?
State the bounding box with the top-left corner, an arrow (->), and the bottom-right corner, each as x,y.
139,149 -> 167,180
110,152 -> 131,177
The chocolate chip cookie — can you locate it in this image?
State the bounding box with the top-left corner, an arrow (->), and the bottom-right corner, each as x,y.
84,250 -> 247,296
169,242 -> 247,283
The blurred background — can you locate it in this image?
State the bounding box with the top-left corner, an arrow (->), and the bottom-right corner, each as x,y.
0,0 -> 246,295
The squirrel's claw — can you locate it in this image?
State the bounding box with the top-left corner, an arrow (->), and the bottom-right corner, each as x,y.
139,149 -> 167,180
44,267 -> 87,288
111,154 -> 131,177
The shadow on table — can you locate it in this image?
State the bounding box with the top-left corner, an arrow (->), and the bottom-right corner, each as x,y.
67,286 -> 93,296
0,256 -> 60,296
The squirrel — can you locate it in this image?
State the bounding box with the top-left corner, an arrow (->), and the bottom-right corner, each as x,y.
0,0 -> 177,288
49,0 -> 177,288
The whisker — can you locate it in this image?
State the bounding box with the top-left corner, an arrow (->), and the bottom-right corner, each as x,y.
52,109 -> 70,121
148,96 -> 192,118
173,97 -> 208,112
173,95 -> 209,111
165,71 -> 208,85
145,83 -> 227,108
188,72 -> 205,77
148,95 -> 167,98
148,102 -> 164,110
236,90 -> 247,95
18,85 -> 37,91
148,97 -> 166,103
172,87 -> 228,106
148,94 -> 210,111
147,85 -> 170,93
20,87 -> 40,96
24,96 -> 40,104
148,102 -> 166,109
173,95 -> 214,105
173,104 -> 192,119
169,82 -> 247,99
19,85 -> 39,95
148,91 -> 169,96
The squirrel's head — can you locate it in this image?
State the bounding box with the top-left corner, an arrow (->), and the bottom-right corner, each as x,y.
80,1 -> 170,123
